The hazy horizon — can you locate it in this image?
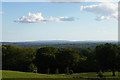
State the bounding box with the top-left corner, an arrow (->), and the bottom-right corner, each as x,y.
1,39 -> 118,42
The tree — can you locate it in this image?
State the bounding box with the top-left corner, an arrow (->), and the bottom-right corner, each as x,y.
56,48 -> 80,73
35,47 -> 58,73
2,45 -> 36,72
79,48 -> 97,72
116,52 -> 120,71
95,43 -> 119,76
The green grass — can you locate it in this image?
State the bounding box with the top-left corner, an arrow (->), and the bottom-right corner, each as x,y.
2,70 -> 69,78
1,70 -> 120,80
72,72 -> 120,78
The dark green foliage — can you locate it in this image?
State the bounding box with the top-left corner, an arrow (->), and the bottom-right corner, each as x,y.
69,69 -> 73,74
65,67 -> 69,74
97,71 -> 103,78
47,68 -> 50,74
2,43 -> 120,76
55,68 -> 59,74
28,63 -> 37,73
2,45 -> 36,72
56,48 -> 82,73
35,47 -> 58,73
95,43 -> 120,76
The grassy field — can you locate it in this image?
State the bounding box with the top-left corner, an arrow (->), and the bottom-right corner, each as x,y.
1,70 -> 120,80
2,70 -> 70,78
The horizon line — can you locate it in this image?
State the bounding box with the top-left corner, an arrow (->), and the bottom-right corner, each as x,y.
1,40 -> 119,42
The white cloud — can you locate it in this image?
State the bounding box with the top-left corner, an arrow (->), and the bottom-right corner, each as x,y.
59,16 -> 75,21
80,2 -> 118,21
14,12 -> 76,23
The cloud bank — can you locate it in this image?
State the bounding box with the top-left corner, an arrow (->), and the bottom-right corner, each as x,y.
80,2 -> 118,21
14,12 -> 75,23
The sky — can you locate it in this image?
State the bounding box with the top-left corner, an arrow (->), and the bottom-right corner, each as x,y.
2,2 -> 118,42
2,0 -> 119,2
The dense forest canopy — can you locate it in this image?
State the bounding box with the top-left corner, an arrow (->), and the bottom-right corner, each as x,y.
1,43 -> 120,76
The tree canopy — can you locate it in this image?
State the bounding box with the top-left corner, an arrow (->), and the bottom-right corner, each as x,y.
2,43 -> 120,76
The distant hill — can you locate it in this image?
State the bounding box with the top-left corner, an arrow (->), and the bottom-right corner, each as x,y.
2,40 -> 118,48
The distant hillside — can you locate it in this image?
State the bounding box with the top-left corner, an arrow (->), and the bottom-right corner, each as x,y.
2,40 -> 118,48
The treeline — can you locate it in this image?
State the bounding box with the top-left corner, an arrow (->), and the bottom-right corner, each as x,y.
2,43 -> 120,76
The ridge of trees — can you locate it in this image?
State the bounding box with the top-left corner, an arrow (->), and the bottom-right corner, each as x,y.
1,43 -> 120,76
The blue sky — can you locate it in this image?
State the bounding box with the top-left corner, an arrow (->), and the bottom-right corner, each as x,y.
2,2 -> 118,42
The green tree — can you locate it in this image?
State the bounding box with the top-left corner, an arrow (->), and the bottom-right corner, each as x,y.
35,47 -> 58,73
95,43 -> 119,76
2,45 -> 36,72
56,48 -> 80,73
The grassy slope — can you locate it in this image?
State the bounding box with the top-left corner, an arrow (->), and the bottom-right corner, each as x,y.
2,70 -> 120,78
2,70 -> 69,78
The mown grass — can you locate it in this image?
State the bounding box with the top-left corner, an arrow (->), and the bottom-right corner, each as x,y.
2,70 -> 69,78
72,72 -> 120,78
1,70 -> 120,80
